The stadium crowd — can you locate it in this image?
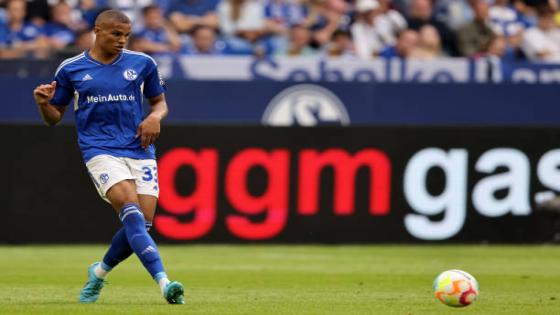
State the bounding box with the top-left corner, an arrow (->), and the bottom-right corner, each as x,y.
0,0 -> 559,62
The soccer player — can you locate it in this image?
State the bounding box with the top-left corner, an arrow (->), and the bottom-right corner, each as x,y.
32,10 -> 184,304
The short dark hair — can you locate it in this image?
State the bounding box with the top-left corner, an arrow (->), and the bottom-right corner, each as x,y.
191,24 -> 217,36
142,4 -> 161,16
331,29 -> 352,40
536,3 -> 554,17
95,9 -> 131,26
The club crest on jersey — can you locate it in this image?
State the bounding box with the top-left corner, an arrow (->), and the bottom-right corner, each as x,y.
99,173 -> 109,185
123,69 -> 138,81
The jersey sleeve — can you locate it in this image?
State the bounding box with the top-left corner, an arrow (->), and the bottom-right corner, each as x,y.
51,67 -> 74,106
143,59 -> 166,99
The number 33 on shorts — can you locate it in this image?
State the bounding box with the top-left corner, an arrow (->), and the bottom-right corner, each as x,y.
142,165 -> 158,187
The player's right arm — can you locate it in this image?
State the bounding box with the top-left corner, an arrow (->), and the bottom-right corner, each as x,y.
33,81 -> 67,127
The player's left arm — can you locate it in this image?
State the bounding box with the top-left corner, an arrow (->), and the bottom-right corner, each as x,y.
137,93 -> 168,149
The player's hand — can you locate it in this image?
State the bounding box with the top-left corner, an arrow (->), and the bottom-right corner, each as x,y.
137,115 -> 161,149
33,81 -> 56,106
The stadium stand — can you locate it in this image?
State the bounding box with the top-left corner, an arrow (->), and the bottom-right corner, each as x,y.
0,0 -> 557,60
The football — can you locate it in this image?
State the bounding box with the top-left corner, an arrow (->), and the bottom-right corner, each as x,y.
433,269 -> 479,307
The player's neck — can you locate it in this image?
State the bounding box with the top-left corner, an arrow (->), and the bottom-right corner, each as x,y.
89,46 -> 121,65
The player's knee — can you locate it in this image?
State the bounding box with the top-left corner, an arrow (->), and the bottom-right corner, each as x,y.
107,180 -> 139,209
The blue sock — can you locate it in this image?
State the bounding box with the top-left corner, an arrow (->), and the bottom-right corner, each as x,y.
119,203 -> 165,280
102,221 -> 153,270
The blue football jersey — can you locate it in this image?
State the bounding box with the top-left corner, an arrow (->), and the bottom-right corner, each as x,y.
51,49 -> 166,162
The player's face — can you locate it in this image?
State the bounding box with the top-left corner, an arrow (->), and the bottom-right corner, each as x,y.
95,21 -> 131,55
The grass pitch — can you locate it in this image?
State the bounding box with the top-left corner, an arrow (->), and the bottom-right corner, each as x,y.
0,245 -> 559,314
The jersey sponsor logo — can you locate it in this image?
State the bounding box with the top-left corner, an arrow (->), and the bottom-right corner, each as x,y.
86,93 -> 136,103
99,173 -> 109,185
262,84 -> 350,126
123,69 -> 138,81
82,74 -> 93,81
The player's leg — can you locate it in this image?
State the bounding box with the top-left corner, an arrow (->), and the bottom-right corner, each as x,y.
138,193 -> 156,232
82,192 -> 161,303
95,179 -> 141,274
100,179 -> 160,275
104,181 -> 164,277
85,155 -> 155,280
98,197 -> 154,277
79,180 -> 139,303
137,194 -> 184,303
131,157 -> 184,304
137,193 -> 160,282
107,179 -> 184,304
80,155 -> 137,303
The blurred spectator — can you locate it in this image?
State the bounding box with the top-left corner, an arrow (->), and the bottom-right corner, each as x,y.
482,35 -> 507,59
489,0 -> 525,37
351,0 -> 384,58
74,28 -> 94,50
521,4 -> 560,62
44,2 -> 84,52
479,34 -> 518,61
375,0 -> 407,46
56,28 -> 94,58
323,28 -> 356,57
406,0 -> 457,55
108,0 -> 153,31
168,0 -> 220,33
433,0 -> 473,30
25,0 -> 50,26
512,0 -> 538,28
218,0 -> 265,36
218,0 -> 270,55
489,0 -> 525,54
264,0 -> 308,35
380,28 -> 418,58
181,24 -> 225,54
275,23 -> 315,55
409,24 -> 442,58
134,4 -> 181,55
0,0 -> 48,59
154,0 -> 174,14
486,34 -> 508,56
457,0 -> 496,57
127,33 -> 142,51
80,0 -> 110,29
309,0 -> 351,46
471,34 -> 511,81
